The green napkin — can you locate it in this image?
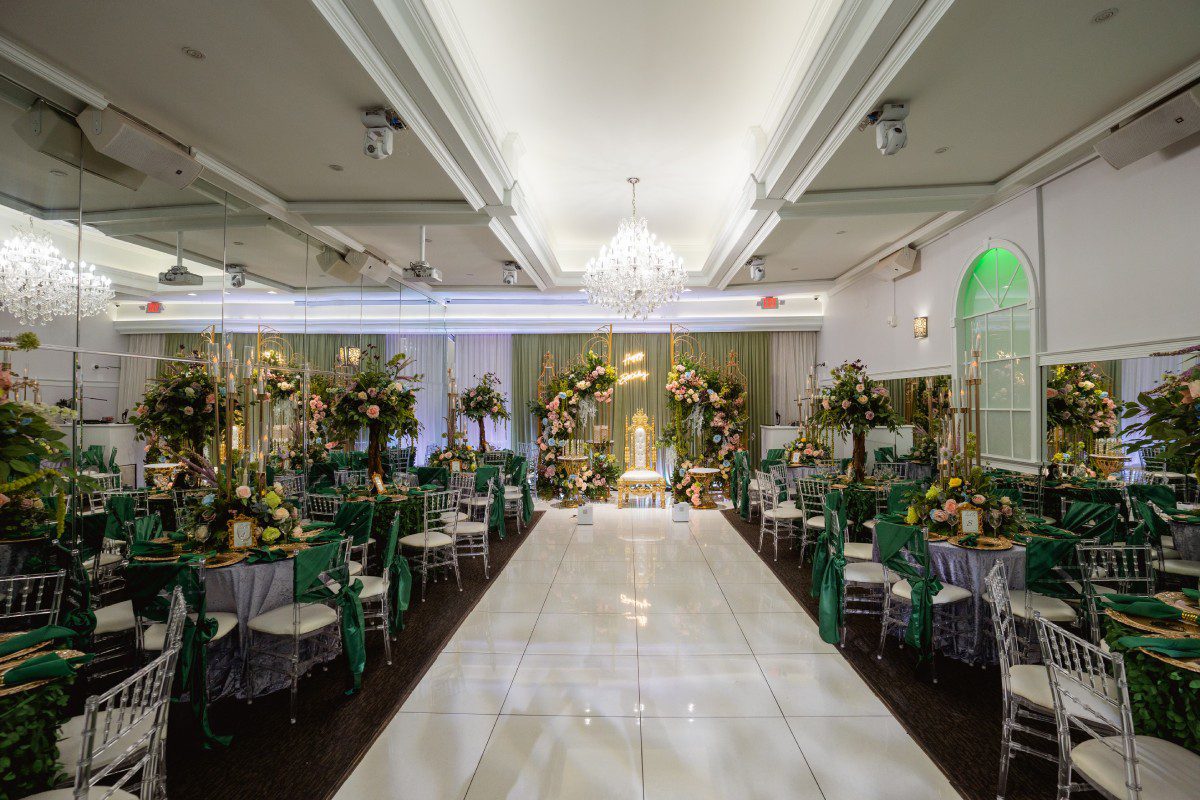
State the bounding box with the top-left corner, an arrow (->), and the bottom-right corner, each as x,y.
1118,636 -> 1200,659
1184,588 -> 1199,602
130,540 -> 178,559
957,533 -> 979,547
0,626 -> 78,658
245,546 -> 288,564
1101,595 -> 1182,620
2,651 -> 92,686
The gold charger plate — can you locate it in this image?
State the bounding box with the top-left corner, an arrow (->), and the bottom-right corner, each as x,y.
1106,608 -> 1200,638
926,532 -> 949,542
133,554 -> 180,563
269,543 -> 309,556
1157,591 -> 1200,615
150,536 -> 174,545
1136,649 -> 1200,674
0,535 -> 50,544
204,551 -> 247,569
948,534 -> 1013,551
0,678 -> 50,698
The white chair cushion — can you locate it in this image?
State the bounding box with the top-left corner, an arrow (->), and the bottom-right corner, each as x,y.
464,496 -> 490,507
843,542 -> 874,561
1071,736 -> 1200,800
103,536 -> 126,547
620,469 -> 664,483
762,507 -> 804,521
1157,548 -> 1181,561
1162,559 -> 1200,577
747,478 -> 762,491
454,521 -> 488,535
57,710 -> 154,771
805,516 -> 826,530
347,560 -> 363,577
862,519 -> 877,530
891,579 -> 971,605
1161,535 -> 1176,550
778,500 -> 797,510
247,603 -> 337,635
844,561 -> 891,585
143,611 -> 238,651
96,551 -> 123,567
503,486 -> 523,500
1179,502 -> 1198,512
93,600 -> 137,635
399,531 -> 454,549
356,575 -> 386,600
441,511 -> 469,523
1009,590 -> 1077,623
1008,664 -> 1053,710
23,789 -> 138,800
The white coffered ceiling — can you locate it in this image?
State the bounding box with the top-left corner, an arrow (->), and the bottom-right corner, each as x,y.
0,0 -> 1198,331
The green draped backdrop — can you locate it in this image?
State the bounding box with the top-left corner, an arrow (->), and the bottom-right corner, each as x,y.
511,332 -> 772,471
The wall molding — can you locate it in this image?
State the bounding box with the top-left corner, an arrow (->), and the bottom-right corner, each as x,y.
1039,336 -> 1200,367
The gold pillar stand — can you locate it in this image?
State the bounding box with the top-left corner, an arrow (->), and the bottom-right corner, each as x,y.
558,455 -> 588,508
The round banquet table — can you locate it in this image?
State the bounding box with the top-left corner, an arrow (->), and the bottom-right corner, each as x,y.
871,534 -> 1027,664
1169,518 -> 1200,561
169,557 -> 340,701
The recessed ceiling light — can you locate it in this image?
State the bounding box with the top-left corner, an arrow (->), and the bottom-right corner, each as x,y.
790,267 -> 799,271
182,46 -> 206,60
267,290 -> 277,295
934,146 -> 951,154
836,230 -> 847,235
49,169 -> 68,177
186,292 -> 197,296
232,241 -> 244,246
1092,7 -> 1118,24
464,273 -> 474,277
328,164 -> 344,172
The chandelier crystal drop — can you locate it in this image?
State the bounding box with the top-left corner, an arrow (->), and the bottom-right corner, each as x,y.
0,226 -> 115,325
583,177 -> 686,319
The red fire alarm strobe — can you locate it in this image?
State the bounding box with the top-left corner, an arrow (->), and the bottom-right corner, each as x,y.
145,301 -> 163,313
758,296 -> 779,310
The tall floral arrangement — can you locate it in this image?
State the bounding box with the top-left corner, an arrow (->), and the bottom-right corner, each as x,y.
326,347 -> 421,480
811,360 -> 899,483
461,372 -> 510,451
0,400 -> 80,539
529,351 -> 616,498
1122,345 -> 1200,482
1046,363 -> 1117,437
663,356 -> 747,504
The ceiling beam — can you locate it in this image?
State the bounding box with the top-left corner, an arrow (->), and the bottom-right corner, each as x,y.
289,200 -> 491,227
771,184 -> 992,217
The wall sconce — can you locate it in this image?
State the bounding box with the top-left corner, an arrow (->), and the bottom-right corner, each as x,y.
913,316 -> 928,339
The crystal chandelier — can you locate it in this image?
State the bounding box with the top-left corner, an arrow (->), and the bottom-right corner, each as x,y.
0,226 -> 115,325
583,178 -> 686,319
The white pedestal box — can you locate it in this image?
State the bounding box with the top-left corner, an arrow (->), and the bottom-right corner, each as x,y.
671,502 -> 690,523
577,504 -> 594,525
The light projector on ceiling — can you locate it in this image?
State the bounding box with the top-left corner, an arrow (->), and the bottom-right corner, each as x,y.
405,259 -> 443,283
158,263 -> 203,287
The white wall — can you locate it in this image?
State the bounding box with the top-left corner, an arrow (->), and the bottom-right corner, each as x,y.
0,309 -> 126,420
819,134 -> 1200,378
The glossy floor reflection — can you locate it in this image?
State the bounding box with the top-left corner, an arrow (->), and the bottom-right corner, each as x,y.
332,503 -> 962,800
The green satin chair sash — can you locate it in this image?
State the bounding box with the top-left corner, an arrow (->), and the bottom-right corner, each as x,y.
51,542 -> 96,639
1060,501 -> 1120,542
873,446 -> 896,464
876,520 -> 941,661
329,502 -> 375,546
380,513 -> 412,634
415,466 -> 448,488
765,448 -> 785,461
295,542 -> 367,693
1127,483 -> 1178,514
1131,500 -> 1171,547
733,451 -> 752,520
475,466 -> 505,534
103,494 -> 135,540
1024,529 -> 1081,599
886,481 -> 918,515
509,458 -> 535,523
811,490 -> 847,644
131,513 -> 163,544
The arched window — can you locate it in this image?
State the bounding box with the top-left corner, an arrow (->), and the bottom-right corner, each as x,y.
958,247 -> 1033,461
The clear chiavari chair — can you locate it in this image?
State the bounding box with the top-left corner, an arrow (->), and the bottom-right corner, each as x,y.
445,472 -> 475,525
0,570 -> 65,629
1075,540 -> 1154,645
796,479 -> 829,556
455,477 -> 493,579
1019,475 -> 1052,524
768,463 -> 795,504
399,490 -> 460,601
984,562 -> 1058,799
1035,616 -> 1200,799
756,470 -> 802,560
306,493 -> 343,522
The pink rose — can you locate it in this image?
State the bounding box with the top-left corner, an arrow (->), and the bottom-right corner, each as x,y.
855,383 -> 865,392
366,405 -> 381,419
841,399 -> 852,409
1046,388 -> 1059,398
931,509 -> 948,523
1001,505 -> 1013,517
0,493 -> 8,508
235,485 -> 252,500
943,499 -> 958,515
971,494 -> 986,505
865,411 -> 875,420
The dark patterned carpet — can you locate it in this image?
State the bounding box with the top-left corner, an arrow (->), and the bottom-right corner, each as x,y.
163,511 -> 546,800
720,509 -> 1057,800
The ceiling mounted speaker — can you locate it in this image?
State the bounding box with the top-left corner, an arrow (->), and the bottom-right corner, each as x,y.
345,250 -> 391,285
316,248 -> 360,284
1094,86 -> 1200,169
76,106 -> 202,189
13,101 -> 146,191
871,246 -> 917,281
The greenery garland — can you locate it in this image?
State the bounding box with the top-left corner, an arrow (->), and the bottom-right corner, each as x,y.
0,680 -> 72,798
1106,621 -> 1200,753
662,356 -> 747,504
528,351 -> 616,498
0,401 -> 77,540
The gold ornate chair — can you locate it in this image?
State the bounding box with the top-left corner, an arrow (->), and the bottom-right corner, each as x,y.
617,409 -> 667,508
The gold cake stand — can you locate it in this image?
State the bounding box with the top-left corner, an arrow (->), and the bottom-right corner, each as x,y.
687,467 -> 720,510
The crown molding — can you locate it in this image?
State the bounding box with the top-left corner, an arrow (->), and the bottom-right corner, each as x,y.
0,34 -> 109,109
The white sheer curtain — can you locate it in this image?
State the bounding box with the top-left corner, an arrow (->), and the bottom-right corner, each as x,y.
769,331 -> 818,425
1121,354 -> 1183,466
385,334 -> 448,462
454,334 -> 513,450
117,334 -> 164,420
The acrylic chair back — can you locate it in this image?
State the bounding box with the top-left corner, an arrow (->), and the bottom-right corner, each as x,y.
1075,541 -> 1153,643
0,569 -> 65,629
984,561 -> 1023,684
797,479 -> 826,518
755,471 -> 779,514
423,490 -> 455,540
73,586 -> 187,800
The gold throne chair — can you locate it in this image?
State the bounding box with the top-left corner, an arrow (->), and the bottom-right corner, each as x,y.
617,409 -> 667,508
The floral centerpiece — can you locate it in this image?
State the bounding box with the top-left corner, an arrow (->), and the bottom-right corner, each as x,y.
1121,345 -> 1200,483
0,400 -> 81,539
529,351 -> 616,498
430,429 -> 479,473
326,348 -> 420,482
460,372 -> 510,451
783,433 -> 827,466
811,360 -> 899,483
130,361 -> 241,483
1046,363 -> 1118,440
181,481 -> 302,549
662,356 -> 748,504
903,466 -> 1026,538
255,350 -> 302,402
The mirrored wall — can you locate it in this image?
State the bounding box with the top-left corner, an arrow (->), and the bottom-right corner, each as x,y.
0,74 -> 447,550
